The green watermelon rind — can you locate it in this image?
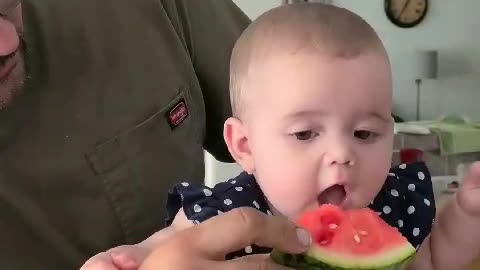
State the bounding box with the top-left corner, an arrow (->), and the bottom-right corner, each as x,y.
271,244 -> 416,270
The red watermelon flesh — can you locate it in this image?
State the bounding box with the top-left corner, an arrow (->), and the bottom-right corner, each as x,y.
271,204 -> 416,270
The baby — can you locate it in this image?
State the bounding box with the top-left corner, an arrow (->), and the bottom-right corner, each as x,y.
83,3 -> 480,270
167,1 -> 434,261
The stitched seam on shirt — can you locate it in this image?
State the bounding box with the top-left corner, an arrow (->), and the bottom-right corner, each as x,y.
84,154 -> 128,243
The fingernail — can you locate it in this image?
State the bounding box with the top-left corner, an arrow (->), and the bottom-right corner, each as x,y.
296,227 -> 312,247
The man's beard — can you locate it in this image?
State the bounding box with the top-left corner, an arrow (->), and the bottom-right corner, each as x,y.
0,36 -> 29,110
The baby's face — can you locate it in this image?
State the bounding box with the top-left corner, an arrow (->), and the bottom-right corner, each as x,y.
243,50 -> 394,220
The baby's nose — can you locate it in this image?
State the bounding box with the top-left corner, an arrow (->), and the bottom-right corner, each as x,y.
323,143 -> 356,167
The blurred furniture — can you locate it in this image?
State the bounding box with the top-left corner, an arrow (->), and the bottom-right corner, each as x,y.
414,50 -> 438,120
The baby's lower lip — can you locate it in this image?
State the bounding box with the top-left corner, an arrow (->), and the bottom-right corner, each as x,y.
317,184 -> 347,206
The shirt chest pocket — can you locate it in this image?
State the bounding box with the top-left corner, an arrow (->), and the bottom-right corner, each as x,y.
85,89 -> 206,243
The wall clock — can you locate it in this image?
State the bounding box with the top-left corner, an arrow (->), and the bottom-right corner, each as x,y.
385,0 -> 428,28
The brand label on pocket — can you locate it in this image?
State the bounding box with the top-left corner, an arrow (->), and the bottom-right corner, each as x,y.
166,98 -> 189,129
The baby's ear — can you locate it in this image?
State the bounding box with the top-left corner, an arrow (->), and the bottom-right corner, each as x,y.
223,117 -> 255,174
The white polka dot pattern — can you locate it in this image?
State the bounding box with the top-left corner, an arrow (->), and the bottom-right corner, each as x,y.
166,162 -> 435,260
203,189 -> 212,197
424,199 -> 431,206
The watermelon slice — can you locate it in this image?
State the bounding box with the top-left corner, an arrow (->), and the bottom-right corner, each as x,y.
271,204 -> 416,270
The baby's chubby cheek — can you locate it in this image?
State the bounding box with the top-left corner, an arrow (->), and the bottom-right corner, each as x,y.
350,171 -> 390,208
258,180 -> 321,220
347,184 -> 382,209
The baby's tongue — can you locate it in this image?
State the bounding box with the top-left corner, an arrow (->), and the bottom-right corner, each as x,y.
318,185 -> 346,206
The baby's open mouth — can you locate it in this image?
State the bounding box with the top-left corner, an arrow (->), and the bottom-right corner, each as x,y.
317,184 -> 346,206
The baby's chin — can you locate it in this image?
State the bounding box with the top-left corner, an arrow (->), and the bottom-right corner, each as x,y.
264,200 -> 302,221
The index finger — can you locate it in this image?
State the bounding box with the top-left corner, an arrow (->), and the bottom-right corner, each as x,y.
177,207 -> 311,260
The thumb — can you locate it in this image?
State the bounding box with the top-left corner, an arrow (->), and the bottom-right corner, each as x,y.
111,246 -> 149,270
181,208 -> 311,260
460,162 -> 480,190
456,162 -> 480,216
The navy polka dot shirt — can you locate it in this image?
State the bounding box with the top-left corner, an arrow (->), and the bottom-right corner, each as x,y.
165,161 -> 436,259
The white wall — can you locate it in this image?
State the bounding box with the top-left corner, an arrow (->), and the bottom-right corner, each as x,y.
231,0 -> 480,121
205,0 -> 480,186
335,0 -> 480,121
232,0 -> 281,19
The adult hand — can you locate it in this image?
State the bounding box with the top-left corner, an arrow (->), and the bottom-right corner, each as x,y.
139,207 -> 312,270
456,161 -> 480,217
80,244 -> 149,270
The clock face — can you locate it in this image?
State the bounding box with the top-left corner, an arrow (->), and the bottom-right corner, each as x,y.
385,0 -> 428,28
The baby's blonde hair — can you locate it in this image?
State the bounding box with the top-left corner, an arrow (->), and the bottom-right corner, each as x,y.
229,3 -> 387,118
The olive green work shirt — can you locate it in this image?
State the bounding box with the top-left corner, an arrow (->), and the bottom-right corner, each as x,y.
0,0 -> 250,268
